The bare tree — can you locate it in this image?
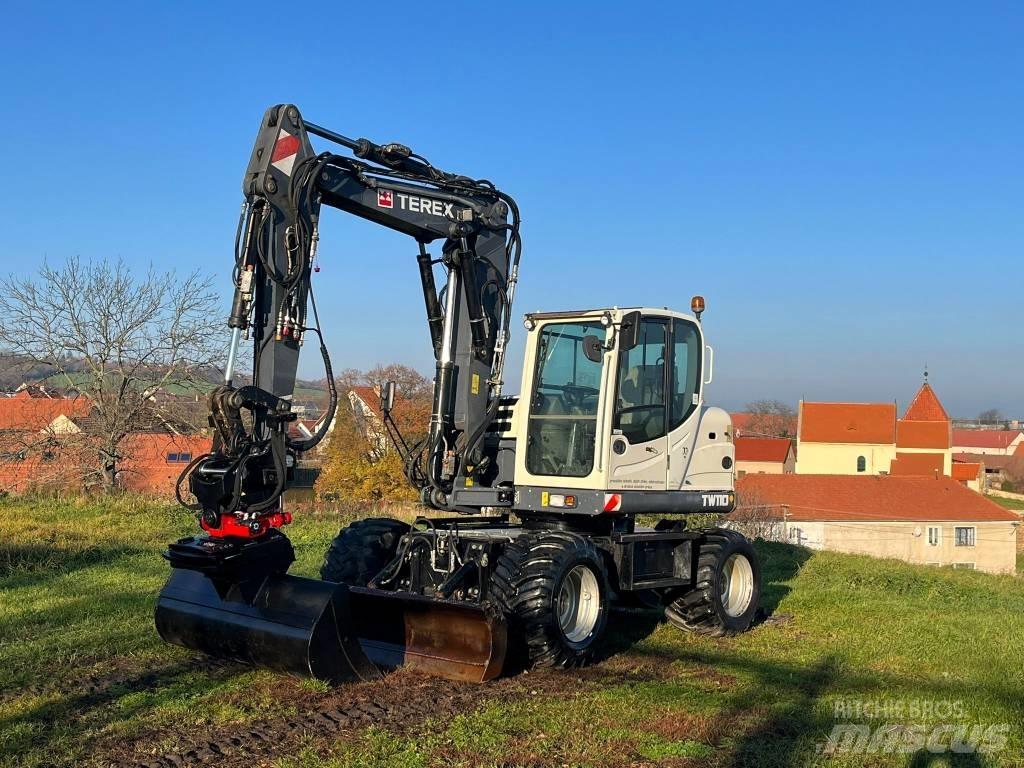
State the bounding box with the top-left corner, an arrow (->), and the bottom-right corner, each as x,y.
0,257 -> 222,490
743,399 -> 797,438
729,487 -> 787,541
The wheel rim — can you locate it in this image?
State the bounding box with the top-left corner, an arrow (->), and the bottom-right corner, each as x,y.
556,564 -> 601,645
720,553 -> 755,618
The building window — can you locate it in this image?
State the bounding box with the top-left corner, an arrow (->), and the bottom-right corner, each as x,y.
167,453 -> 179,463
954,527 -> 976,547
952,562 -> 975,570
927,526 -> 941,546
179,452 -> 192,463
856,456 -> 866,473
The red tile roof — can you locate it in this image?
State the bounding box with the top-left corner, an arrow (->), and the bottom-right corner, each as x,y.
799,402 -> 896,445
0,396 -> 91,431
896,419 -> 951,449
952,430 -> 1023,450
902,382 -> 949,421
735,437 -> 792,464
889,452 -> 944,476
735,474 -> 1018,522
951,462 -> 982,483
350,386 -> 384,419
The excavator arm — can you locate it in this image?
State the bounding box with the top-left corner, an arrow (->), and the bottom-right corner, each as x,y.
156,105 -> 518,684
184,104 -> 521,538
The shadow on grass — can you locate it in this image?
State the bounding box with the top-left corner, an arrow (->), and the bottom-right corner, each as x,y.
0,542 -> 148,585
624,642 -> 1022,768
753,540 -> 812,620
0,657 -> 244,762
597,607 -> 664,663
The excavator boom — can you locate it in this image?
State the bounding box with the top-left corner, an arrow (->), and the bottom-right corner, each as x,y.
156,105 -> 519,683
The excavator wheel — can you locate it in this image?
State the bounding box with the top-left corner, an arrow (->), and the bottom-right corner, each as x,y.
665,528 -> 760,636
320,518 -> 410,586
491,531 -> 610,670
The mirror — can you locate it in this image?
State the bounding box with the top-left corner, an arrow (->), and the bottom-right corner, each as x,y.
380,380 -> 396,415
618,311 -> 642,351
583,335 -> 604,363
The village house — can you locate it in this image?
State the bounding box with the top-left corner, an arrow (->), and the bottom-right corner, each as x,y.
734,473 -> 1019,574
0,388 -> 210,494
955,453 -> 1020,491
734,436 -> 794,476
951,461 -> 984,492
951,429 -> 1024,456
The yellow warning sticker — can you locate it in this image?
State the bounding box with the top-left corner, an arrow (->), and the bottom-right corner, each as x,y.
471,373 -> 480,395
541,491 -> 550,506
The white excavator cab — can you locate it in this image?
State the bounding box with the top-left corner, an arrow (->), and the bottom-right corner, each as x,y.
511,305 -> 735,516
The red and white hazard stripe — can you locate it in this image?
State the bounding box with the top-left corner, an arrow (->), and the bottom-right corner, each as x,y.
271,129 -> 300,176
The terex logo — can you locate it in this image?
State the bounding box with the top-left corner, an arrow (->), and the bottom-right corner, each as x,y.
376,189 -> 456,218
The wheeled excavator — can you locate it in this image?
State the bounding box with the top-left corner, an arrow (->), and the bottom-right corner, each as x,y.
155,104 -> 762,683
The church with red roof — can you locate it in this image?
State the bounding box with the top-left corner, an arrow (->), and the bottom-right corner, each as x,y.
794,377 -> 981,489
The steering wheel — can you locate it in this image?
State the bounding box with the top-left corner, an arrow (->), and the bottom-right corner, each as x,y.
562,384 -> 598,410
616,404 -> 664,438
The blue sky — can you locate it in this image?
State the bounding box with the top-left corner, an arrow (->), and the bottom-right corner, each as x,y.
1,2 -> 1020,417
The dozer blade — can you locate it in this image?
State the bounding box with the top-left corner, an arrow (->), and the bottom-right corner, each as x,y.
348,587 -> 507,683
155,571 -> 507,684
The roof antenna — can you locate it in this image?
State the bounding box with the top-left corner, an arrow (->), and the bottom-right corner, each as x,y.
923,363 -> 928,383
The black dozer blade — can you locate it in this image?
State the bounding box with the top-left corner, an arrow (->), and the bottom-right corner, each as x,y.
154,531 -> 506,684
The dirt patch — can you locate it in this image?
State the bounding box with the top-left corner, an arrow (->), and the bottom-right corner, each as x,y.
649,705 -> 772,751
93,645 -> 736,767
98,668 -> 496,768
680,663 -> 738,689
97,656 -> 627,768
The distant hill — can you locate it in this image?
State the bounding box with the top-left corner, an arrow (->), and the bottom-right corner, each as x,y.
0,352 -> 327,407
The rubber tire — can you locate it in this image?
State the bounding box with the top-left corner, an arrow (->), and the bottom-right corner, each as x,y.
320,517 -> 410,586
665,528 -> 761,637
490,530 -> 610,669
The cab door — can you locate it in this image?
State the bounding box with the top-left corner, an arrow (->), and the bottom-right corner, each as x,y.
666,318 -> 704,489
607,317 -> 669,491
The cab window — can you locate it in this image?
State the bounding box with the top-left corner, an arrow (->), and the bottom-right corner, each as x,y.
614,319 -> 667,443
669,319 -> 702,429
526,320 -> 604,476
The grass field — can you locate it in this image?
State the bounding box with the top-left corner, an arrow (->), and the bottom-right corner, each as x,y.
1,496 -> 1023,768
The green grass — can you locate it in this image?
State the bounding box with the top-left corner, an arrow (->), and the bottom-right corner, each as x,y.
990,494 -> 1024,512
2,497 -> 1024,767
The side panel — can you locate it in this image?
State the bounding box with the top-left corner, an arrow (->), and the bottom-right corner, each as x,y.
671,407 -> 735,491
